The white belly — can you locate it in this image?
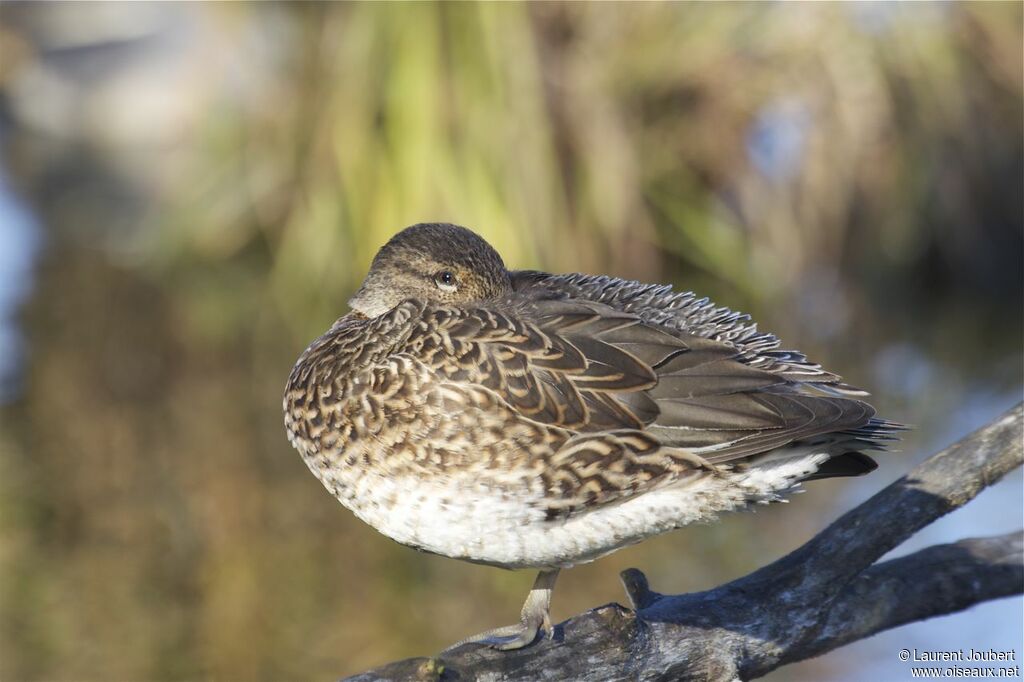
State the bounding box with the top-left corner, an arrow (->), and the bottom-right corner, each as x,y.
306,449 -> 830,569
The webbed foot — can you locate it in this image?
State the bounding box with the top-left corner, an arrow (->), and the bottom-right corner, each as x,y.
446,568 -> 560,651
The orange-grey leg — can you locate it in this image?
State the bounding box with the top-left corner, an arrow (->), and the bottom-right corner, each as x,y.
448,568 -> 561,651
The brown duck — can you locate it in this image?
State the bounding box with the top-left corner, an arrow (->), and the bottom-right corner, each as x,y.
283,223 -> 896,650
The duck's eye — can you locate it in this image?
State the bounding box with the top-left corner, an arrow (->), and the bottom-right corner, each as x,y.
433,270 -> 458,293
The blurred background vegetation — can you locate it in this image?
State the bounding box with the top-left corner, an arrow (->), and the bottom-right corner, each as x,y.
0,3 -> 1021,680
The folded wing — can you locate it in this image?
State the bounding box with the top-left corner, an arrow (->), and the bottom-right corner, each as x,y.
401,274 -> 890,515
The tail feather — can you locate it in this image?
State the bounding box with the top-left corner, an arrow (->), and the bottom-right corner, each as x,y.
803,451 -> 878,481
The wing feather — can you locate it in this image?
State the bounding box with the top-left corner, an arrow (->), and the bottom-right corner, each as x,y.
399,273 -> 889,517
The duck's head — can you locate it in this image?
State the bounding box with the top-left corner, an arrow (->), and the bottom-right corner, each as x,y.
348,223 -> 512,317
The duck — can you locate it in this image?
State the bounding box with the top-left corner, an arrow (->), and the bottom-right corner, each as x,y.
283,222 -> 896,650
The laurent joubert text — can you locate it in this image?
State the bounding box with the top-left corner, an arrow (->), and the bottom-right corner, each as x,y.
900,650 -> 1017,663
899,648 -> 1020,679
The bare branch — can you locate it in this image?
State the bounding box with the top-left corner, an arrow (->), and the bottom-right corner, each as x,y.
800,531 -> 1024,661
346,403 -> 1024,682
790,403 -> 1024,590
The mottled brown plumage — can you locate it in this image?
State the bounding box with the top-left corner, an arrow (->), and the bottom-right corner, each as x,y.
283,223 -> 897,649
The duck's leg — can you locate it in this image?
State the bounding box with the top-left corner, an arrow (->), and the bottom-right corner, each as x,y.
448,568 -> 560,651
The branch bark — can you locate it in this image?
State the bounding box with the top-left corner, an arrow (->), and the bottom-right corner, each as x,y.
347,403 -> 1024,682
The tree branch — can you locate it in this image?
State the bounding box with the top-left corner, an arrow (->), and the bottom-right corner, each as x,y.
347,403 -> 1024,682
803,531 -> 1023,659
